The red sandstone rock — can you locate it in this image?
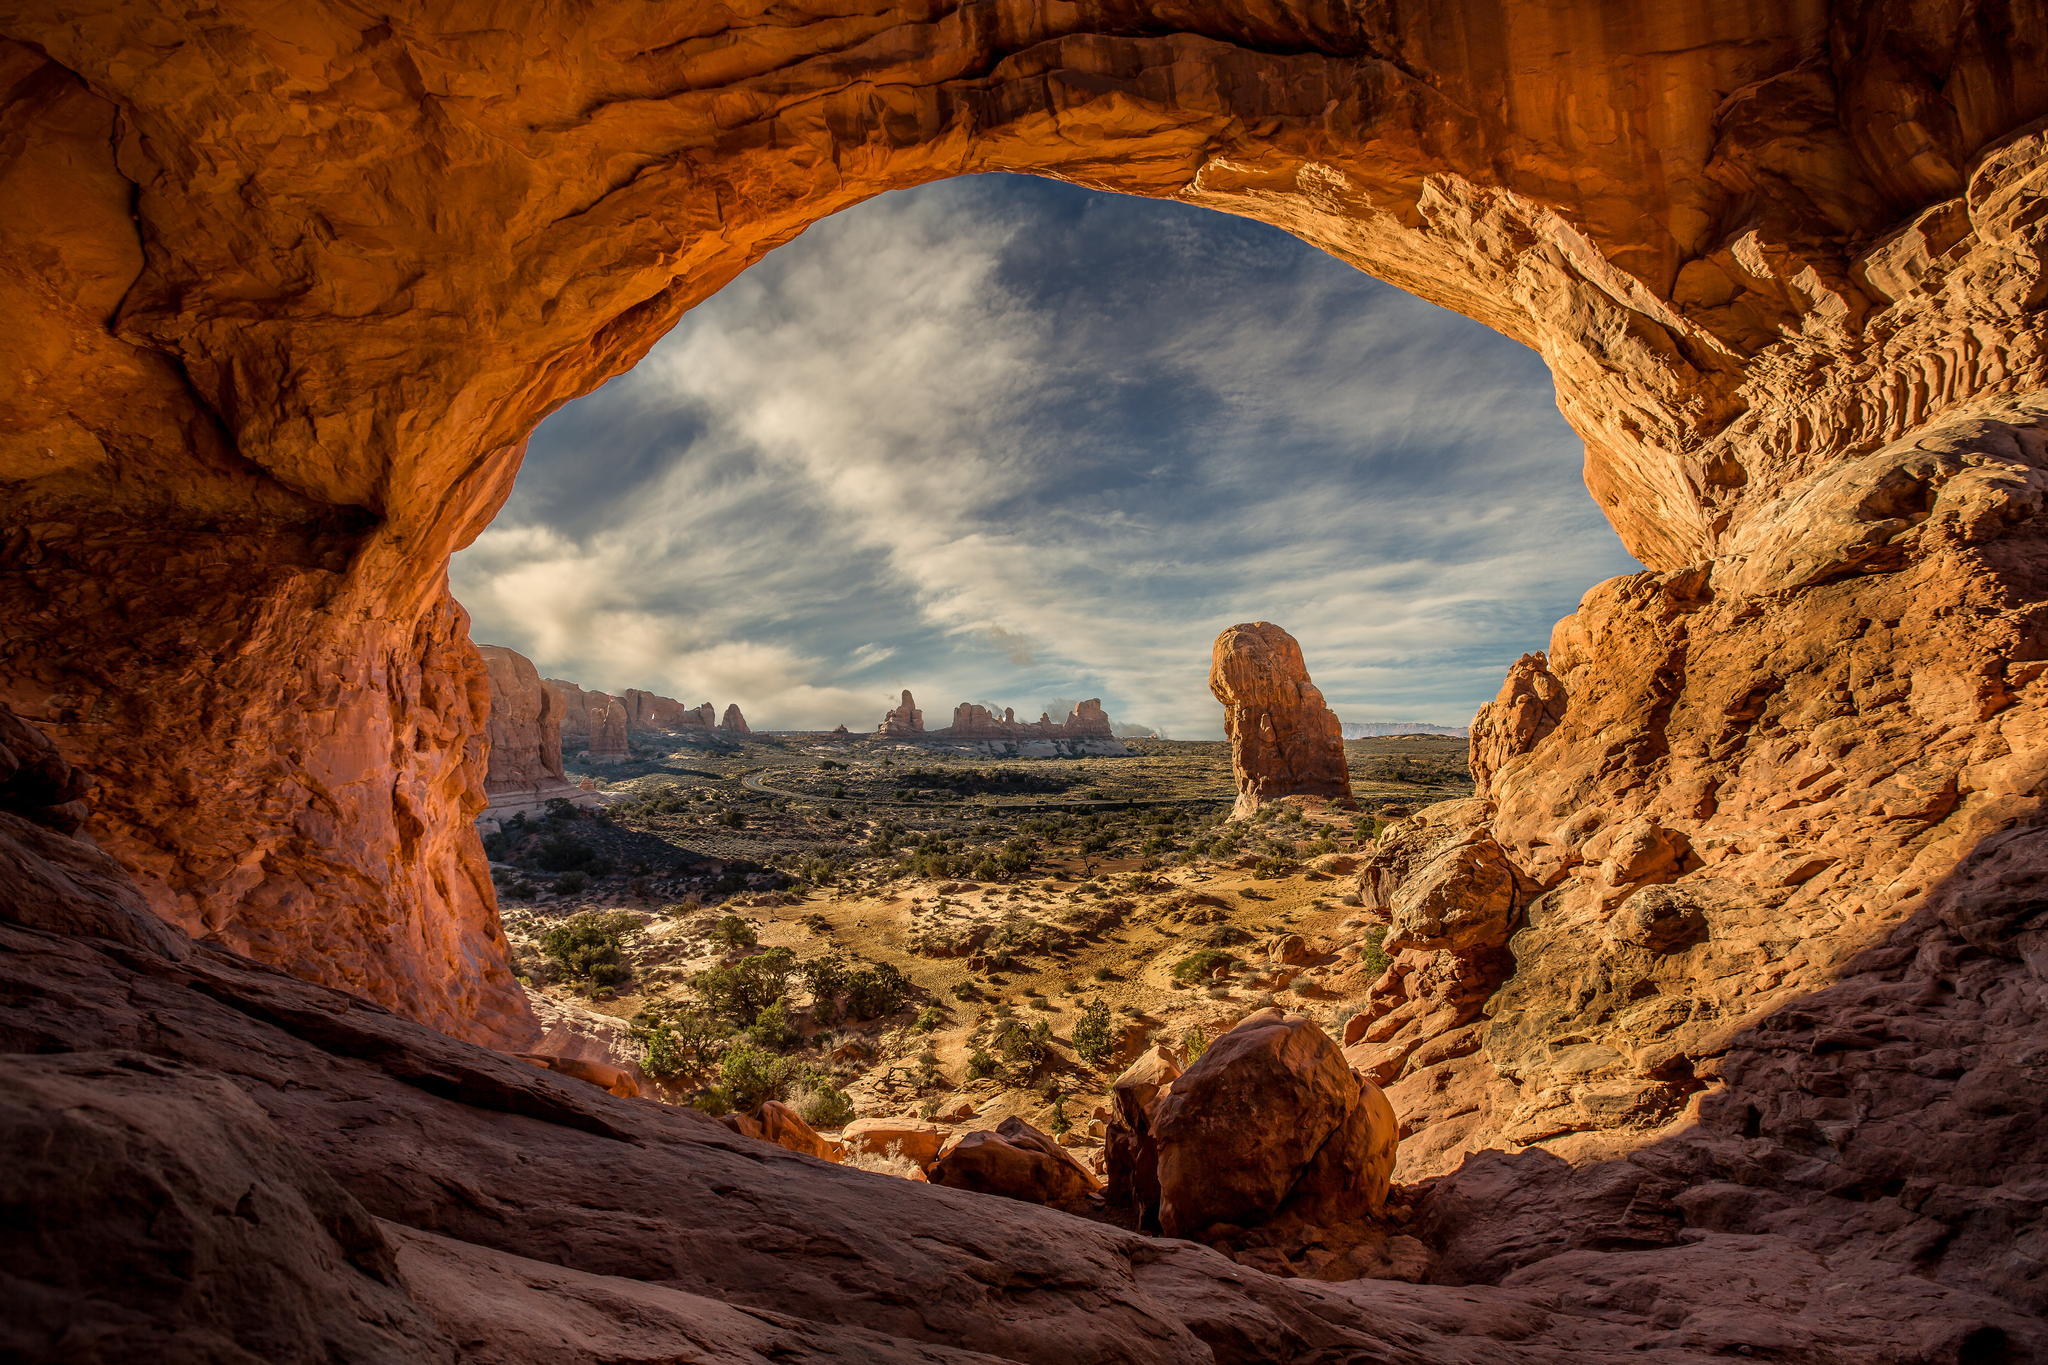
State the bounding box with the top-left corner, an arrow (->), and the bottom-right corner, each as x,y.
719,704 -> 749,735
519,1051 -> 639,1099
928,1116 -> 1099,1209
1148,1009 -> 1397,1239
875,690 -> 924,738
3,6 -> 2048,1353
938,697 -> 1122,742
839,1117 -> 948,1171
1104,1045 -> 1183,1229
719,1100 -> 844,1163
478,646 -> 566,794
546,679 -> 631,761
624,689 -> 709,734
1209,624 -> 1354,819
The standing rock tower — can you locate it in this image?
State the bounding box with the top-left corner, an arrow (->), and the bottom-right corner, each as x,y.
1209,623 -> 1354,819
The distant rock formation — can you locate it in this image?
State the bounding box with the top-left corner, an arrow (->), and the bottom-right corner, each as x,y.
545,679 -> 631,761
1209,622 -> 1354,818
1340,721 -> 1470,740
938,698 -> 1116,741
876,689 -> 924,737
623,688 -> 710,733
476,647 -> 597,820
720,704 -> 750,734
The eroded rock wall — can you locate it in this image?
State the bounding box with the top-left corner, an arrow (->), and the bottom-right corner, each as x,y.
1,2 -> 2045,1132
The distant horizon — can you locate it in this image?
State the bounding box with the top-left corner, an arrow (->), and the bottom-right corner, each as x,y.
455,174 -> 1637,739
493,644 -> 1479,740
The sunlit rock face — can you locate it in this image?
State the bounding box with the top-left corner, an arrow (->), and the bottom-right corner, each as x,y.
876,690 -> 925,737
1210,622 -> 1354,818
546,680 -> 630,762
4,1 -> 2048,1355
0,0 -> 2045,1213
478,645 -> 596,822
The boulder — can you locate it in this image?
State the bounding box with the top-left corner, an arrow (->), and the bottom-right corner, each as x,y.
517,1052 -> 639,1099
1103,1045 -> 1182,1228
1148,1009 -> 1396,1238
929,1117 -> 1099,1209
1208,623 -> 1354,819
840,1118 -> 948,1171
719,1101 -> 845,1162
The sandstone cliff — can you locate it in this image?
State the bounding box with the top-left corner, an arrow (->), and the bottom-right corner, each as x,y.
547,680 -> 631,762
1210,623 -> 1354,818
477,645 -> 594,821
3,2 -> 2048,1353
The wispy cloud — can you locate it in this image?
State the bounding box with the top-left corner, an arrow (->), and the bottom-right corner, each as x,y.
452,175 -> 1639,735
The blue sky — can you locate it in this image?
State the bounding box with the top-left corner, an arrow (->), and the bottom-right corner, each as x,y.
452,174 -> 1640,738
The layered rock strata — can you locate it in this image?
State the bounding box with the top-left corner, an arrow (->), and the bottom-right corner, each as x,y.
623,689 -> 712,734
1210,623 -> 1355,818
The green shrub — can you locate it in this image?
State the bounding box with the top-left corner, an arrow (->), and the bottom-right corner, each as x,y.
789,1079 -> 855,1129
1171,948 -> 1238,985
710,914 -> 758,952
1357,924 -> 1391,978
635,1005 -> 731,1081
745,999 -> 800,1050
965,1047 -> 997,1081
537,910 -> 639,987
1180,1026 -> 1209,1063
1071,999 -> 1115,1067
694,947 -> 796,1025
714,1041 -> 800,1111
913,1004 -> 945,1032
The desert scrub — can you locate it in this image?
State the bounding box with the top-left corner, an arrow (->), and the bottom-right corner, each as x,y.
1171,948 -> 1239,985
1180,1026 -> 1209,1063
709,913 -> 758,952
693,947 -> 795,1025
788,1078 -> 855,1129
1357,924 -> 1391,978
635,1004 -> 732,1082
1071,999 -> 1115,1067
537,910 -> 639,988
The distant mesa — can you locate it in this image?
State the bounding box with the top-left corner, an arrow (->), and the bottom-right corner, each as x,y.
1210,622 -> 1355,819
1341,721 -> 1470,740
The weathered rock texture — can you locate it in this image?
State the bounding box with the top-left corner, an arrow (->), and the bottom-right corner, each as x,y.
930,1116 -> 1101,1210
1210,623 -> 1355,818
477,644 -> 597,822
5,1 -> 2048,1349
876,690 -> 925,738
719,703 -> 750,735
623,688 -> 710,734
1146,1009 -> 1398,1239
545,680 -> 630,762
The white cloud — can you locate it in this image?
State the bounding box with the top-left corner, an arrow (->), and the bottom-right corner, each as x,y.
453,176 -> 1638,737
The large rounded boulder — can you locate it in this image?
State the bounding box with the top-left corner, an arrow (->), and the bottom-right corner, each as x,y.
1148,1009 -> 1396,1239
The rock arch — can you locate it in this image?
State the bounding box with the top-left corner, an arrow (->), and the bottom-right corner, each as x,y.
1,0 -> 2044,1108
